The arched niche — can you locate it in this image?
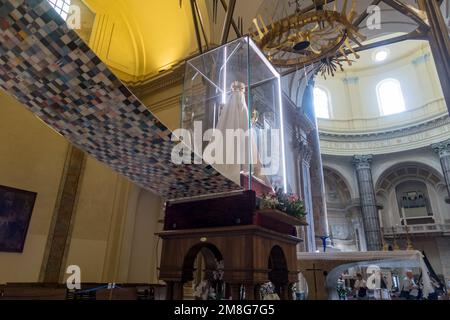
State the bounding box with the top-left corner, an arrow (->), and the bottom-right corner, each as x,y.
375,162 -> 448,228
323,167 -> 352,206
323,167 -> 363,251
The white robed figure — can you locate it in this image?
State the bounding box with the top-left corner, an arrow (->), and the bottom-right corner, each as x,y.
213,81 -> 261,186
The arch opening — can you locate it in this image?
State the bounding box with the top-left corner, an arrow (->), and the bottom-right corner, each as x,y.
181,243 -> 224,300
268,245 -> 289,295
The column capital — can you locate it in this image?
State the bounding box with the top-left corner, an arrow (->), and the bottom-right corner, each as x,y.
294,129 -> 313,165
352,155 -> 373,169
300,143 -> 313,166
343,76 -> 359,85
432,140 -> 450,157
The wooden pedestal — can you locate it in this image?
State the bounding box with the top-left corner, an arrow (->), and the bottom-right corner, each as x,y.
158,191 -> 302,300
158,222 -> 301,299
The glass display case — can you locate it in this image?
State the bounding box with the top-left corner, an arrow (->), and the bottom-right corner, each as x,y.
182,36 -> 287,193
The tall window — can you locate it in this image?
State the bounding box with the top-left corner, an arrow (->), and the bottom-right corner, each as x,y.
47,0 -> 71,20
377,79 -> 406,116
313,87 -> 331,119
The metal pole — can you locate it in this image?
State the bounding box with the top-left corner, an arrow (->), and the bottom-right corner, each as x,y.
221,0 -> 237,44
190,0 -> 203,53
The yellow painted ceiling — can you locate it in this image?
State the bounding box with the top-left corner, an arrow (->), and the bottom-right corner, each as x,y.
83,0 -> 210,84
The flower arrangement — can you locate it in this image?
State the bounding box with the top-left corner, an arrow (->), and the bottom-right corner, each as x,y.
260,188 -> 307,219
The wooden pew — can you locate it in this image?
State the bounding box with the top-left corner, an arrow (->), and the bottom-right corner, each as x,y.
0,283 -> 67,300
0,283 -> 166,300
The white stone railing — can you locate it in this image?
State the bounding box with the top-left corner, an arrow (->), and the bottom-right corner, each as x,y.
318,98 -> 447,135
382,223 -> 450,236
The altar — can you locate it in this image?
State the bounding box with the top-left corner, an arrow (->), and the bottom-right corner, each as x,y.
157,191 -> 303,300
158,36 -> 312,300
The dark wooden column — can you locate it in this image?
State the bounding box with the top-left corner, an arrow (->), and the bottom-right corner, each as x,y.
173,282 -> 184,300
40,145 -> 85,283
419,0 -> 450,112
230,283 -> 242,300
244,284 -> 255,300
165,281 -> 175,300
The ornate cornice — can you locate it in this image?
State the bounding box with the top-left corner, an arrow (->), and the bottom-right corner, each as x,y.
352,155 -> 373,170
129,62 -> 186,98
320,113 -> 450,142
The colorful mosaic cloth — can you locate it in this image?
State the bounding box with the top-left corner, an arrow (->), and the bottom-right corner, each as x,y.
0,0 -> 240,200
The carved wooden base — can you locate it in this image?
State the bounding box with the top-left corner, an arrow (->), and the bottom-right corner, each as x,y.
158,225 -> 300,300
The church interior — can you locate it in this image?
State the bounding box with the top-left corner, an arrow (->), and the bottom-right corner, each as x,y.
0,0 -> 449,301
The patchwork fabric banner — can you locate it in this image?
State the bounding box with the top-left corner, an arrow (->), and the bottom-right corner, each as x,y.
0,0 -> 240,200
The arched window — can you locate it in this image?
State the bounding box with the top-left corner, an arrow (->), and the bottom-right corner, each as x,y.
376,79 -> 406,116
313,87 -> 331,119
47,0 -> 71,20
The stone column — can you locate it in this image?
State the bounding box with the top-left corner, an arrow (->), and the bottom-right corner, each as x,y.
432,140 -> 450,203
352,155 -> 382,251
303,81 -> 329,248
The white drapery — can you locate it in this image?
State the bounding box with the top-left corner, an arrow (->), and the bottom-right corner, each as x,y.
213,81 -> 258,185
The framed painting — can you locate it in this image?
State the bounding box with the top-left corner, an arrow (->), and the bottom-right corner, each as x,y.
0,185 -> 37,253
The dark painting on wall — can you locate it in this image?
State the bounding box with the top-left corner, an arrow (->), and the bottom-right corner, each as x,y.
0,185 -> 37,253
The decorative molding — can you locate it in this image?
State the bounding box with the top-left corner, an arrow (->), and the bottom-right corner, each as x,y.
375,162 -> 444,194
319,97 -> 448,137
342,76 -> 359,85
411,52 -> 431,65
320,114 -> 450,155
352,154 -> 373,170
130,62 -> 186,98
432,139 -> 450,157
148,94 -> 182,114
320,114 -> 450,142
